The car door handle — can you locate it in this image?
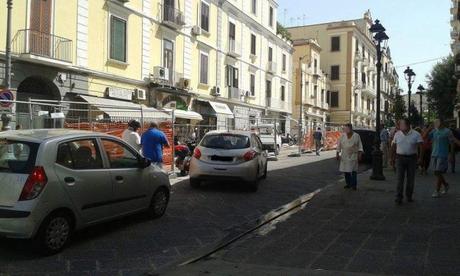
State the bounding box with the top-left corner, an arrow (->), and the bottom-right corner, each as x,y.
115,176 -> 124,182
64,177 -> 75,186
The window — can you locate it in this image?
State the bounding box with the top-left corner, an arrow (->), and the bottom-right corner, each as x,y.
331,65 -> 340,80
269,6 -> 274,27
102,139 -> 139,169
200,52 -> 209,84
226,65 -> 239,88
354,67 -> 358,82
201,134 -> 250,149
282,54 -> 287,72
331,36 -> 340,52
229,22 -> 236,40
163,39 -> 174,82
281,85 -> 285,101
110,16 -> 127,62
321,89 -> 325,103
200,2 -> 210,32
361,72 -> 366,85
250,74 -> 256,96
251,0 -> 257,15
0,140 -> 38,174
56,139 -> 103,170
330,91 -> 339,108
266,80 -> 272,98
268,47 -> 273,62
314,59 -> 318,74
251,34 -> 257,56
313,85 -> 318,99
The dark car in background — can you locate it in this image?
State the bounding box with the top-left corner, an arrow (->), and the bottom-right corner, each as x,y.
354,129 -> 376,163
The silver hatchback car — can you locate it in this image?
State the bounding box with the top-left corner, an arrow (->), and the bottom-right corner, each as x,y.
189,131 -> 268,192
0,129 -> 170,254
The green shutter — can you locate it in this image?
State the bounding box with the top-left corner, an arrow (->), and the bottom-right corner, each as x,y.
110,16 -> 126,62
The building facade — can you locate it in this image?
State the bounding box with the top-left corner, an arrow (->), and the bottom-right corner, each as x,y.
292,39 -> 330,132
451,0 -> 460,127
0,0 -> 293,133
287,11 -> 399,128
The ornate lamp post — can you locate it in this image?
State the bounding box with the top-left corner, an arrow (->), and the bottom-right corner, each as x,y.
404,67 -> 416,120
416,84 -> 425,126
369,20 -> 389,181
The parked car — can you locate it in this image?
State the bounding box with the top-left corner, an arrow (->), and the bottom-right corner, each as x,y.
0,129 -> 170,254
189,131 -> 268,192
252,124 -> 282,155
354,128 -> 377,163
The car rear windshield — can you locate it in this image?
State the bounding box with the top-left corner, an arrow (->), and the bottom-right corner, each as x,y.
0,139 -> 39,174
201,134 -> 250,149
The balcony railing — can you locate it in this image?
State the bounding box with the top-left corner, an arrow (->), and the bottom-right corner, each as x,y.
12,29 -> 73,63
267,61 -> 277,73
266,97 -> 289,111
354,50 -> 363,62
228,87 -> 243,100
161,4 -> 185,28
228,39 -> 241,57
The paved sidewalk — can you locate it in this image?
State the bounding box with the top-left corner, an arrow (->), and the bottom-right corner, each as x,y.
164,159 -> 460,275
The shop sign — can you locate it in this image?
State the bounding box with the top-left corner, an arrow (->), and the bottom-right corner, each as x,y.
106,87 -> 133,101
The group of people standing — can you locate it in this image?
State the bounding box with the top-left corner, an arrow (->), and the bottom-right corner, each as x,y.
336,119 -> 460,204
122,120 -> 170,167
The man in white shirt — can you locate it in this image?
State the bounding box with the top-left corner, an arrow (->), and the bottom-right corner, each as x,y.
391,118 -> 423,204
122,120 -> 141,153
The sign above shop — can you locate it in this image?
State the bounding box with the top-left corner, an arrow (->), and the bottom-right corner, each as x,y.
106,87 -> 133,101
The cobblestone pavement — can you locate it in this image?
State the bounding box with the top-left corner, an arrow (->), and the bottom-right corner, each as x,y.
0,151 -> 356,275
165,156 -> 460,276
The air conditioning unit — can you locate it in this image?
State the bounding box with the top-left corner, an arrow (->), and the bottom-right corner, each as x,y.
153,66 -> 169,81
192,25 -> 202,36
179,78 -> 191,89
211,86 -> 221,97
135,89 -> 146,100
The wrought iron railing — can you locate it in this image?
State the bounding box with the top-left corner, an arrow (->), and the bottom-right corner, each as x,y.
12,29 -> 73,63
162,4 -> 185,27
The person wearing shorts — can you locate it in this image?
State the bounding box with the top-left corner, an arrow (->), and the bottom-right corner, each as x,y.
429,119 -> 460,198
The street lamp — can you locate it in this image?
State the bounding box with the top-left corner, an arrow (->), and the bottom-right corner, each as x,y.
369,19 -> 389,181
404,67 -> 416,120
416,84 -> 425,126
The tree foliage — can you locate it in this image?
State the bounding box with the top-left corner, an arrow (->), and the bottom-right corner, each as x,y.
277,22 -> 292,42
426,56 -> 457,120
392,93 -> 407,121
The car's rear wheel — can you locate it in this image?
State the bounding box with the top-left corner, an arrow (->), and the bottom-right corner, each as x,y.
190,178 -> 201,188
35,211 -> 73,255
148,187 -> 169,219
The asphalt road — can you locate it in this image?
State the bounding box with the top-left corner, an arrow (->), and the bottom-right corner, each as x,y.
0,151 -> 369,275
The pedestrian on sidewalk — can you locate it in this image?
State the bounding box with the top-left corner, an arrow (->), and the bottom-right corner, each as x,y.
122,120 -> 142,153
390,119 -> 423,204
421,123 -> 434,175
141,122 -> 170,168
380,123 -> 390,168
313,127 -> 323,156
336,124 -> 363,191
429,119 -> 460,198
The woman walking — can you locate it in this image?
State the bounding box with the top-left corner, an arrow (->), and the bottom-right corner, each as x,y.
336,124 -> 363,190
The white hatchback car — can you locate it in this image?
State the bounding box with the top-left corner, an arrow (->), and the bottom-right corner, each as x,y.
189,131 -> 268,192
0,129 -> 171,254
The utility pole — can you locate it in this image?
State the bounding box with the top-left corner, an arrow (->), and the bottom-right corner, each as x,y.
5,0 -> 12,89
297,57 -> 303,156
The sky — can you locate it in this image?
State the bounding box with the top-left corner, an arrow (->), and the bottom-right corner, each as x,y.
278,0 -> 452,94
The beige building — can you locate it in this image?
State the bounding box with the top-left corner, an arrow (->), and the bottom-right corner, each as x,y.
292,39 -> 330,131
451,0 -> 460,127
288,11 -> 399,128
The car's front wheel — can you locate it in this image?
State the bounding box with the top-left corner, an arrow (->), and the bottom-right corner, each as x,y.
148,187 -> 169,219
35,211 -> 73,255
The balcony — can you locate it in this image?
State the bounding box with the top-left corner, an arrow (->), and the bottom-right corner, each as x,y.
368,64 -> 376,72
322,102 -> 329,110
161,4 -> 185,29
266,97 -> 289,111
12,29 -> 73,63
361,57 -> 369,67
354,50 -> 363,63
361,83 -> 375,97
227,39 -> 241,58
228,87 -> 244,101
267,61 -> 277,73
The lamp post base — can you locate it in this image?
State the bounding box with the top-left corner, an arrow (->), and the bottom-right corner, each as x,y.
370,148 -> 386,181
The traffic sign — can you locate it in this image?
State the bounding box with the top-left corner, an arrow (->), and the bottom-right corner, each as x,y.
0,90 -> 14,108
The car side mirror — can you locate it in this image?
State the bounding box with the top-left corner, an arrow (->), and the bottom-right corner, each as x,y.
139,157 -> 151,169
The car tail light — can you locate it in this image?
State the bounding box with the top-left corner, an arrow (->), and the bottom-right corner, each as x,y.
193,148 -> 201,159
19,166 -> 48,201
243,150 -> 257,161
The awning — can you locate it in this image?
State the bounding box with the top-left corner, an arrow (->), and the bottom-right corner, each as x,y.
163,108 -> 203,121
208,101 -> 234,117
79,95 -> 170,121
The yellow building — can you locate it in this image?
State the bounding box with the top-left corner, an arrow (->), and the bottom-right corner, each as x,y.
0,0 -> 293,134
451,0 -> 460,127
288,11 -> 399,128
292,39 -> 330,131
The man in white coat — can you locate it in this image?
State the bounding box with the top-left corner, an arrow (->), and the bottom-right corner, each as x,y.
337,124 -> 363,190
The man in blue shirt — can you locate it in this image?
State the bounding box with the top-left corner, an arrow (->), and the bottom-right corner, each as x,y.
141,122 -> 170,167
429,119 -> 460,197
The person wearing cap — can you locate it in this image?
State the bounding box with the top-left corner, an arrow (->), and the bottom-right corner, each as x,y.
122,120 -> 142,152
